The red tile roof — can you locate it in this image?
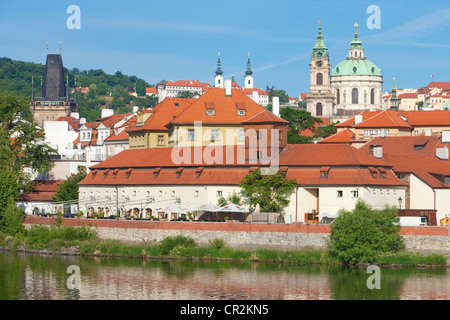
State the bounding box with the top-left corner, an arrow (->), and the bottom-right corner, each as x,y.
398,93 -> 418,99
145,87 -> 158,94
360,135 -> 450,188
80,144 -> 404,187
319,128 -> 356,143
426,82 -> 450,90
21,180 -> 64,202
127,98 -> 195,132
55,116 -> 81,131
170,88 -> 266,125
242,109 -> 288,124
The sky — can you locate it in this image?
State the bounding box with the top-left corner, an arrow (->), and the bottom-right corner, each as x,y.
1,0 -> 449,97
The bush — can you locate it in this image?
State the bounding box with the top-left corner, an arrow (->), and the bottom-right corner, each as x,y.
158,235 -> 197,256
209,238 -> 226,249
327,200 -> 404,265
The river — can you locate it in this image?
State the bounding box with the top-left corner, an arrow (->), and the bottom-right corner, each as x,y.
0,251 -> 449,301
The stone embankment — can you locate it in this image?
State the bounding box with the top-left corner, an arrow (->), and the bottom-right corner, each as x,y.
22,217 -> 450,257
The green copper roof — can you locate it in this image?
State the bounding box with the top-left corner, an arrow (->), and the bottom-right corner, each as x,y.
331,59 -> 381,77
312,25 -> 328,59
245,55 -> 253,76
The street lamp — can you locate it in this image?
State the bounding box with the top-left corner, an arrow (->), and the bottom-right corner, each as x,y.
398,197 -> 403,210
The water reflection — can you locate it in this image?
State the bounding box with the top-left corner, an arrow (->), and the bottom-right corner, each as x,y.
0,252 -> 448,300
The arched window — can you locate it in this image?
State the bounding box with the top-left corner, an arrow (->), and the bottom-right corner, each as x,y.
316,103 -> 323,116
352,88 -> 359,104
336,89 -> 340,105
316,73 -> 323,86
370,89 -> 375,105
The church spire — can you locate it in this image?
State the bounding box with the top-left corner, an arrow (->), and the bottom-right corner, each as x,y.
245,52 -> 253,76
390,77 -> 399,110
215,52 -> 223,75
349,23 -> 364,59
312,21 -> 328,59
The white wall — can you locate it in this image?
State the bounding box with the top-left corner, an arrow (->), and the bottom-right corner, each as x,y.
44,121 -> 78,153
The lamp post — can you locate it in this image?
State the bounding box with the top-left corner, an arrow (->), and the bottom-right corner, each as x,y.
398,197 -> 403,210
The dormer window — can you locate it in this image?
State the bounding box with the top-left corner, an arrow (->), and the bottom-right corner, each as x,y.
320,167 -> 330,178
206,109 -> 215,116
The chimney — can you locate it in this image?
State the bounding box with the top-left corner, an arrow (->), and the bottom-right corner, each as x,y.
355,114 -> 363,125
436,146 -> 449,160
101,108 -> 114,118
80,118 -> 86,125
251,91 -> 259,103
373,146 -> 383,159
70,112 -> 80,120
442,131 -> 450,143
225,79 -> 232,97
425,128 -> 432,136
273,96 -> 280,117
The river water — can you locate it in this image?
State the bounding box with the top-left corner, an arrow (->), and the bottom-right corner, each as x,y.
0,251 -> 449,301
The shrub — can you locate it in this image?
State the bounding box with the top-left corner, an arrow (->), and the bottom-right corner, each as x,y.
327,200 -> 404,265
158,235 -> 197,256
209,238 -> 226,249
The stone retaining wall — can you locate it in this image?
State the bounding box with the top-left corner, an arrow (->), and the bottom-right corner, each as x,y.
23,217 -> 450,256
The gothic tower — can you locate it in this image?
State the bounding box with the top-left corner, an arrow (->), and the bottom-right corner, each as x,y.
306,22 -> 334,117
30,47 -> 78,127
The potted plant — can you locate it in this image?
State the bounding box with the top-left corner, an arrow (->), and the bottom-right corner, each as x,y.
130,215 -> 134,220
224,216 -> 229,222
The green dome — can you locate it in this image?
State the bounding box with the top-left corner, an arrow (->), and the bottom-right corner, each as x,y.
331,58 -> 382,77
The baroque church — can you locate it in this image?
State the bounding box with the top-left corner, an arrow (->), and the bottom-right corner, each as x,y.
30,49 -> 79,127
306,22 -> 383,119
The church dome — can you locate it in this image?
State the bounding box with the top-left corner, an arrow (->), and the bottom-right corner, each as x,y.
331,58 -> 381,77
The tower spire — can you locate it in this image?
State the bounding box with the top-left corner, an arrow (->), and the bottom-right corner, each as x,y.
215,52 -> 223,75
312,21 -> 328,59
46,42 -> 49,55
245,52 -> 253,76
59,41 -> 62,55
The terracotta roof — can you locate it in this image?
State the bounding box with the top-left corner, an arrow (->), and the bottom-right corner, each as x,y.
127,98 -> 195,132
360,135 -> 450,188
80,143 -> 405,188
242,88 -> 269,96
426,82 -> 450,90
55,116 -> 81,131
242,109 -> 288,124
353,110 -> 412,129
337,110 -> 450,129
21,180 -> 64,202
319,128 -> 356,143
170,88 -> 266,125
145,87 -> 158,94
398,93 -> 418,99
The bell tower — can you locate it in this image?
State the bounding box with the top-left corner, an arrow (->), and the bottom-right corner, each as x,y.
306,21 -> 334,117
214,52 -> 224,88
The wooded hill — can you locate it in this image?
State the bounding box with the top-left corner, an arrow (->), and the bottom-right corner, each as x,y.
0,57 -> 158,121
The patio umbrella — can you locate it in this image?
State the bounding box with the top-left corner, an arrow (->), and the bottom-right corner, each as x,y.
193,203 -> 220,212
160,204 -> 191,213
217,203 -> 248,212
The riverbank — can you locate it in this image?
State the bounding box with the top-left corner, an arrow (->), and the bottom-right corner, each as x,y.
1,226 -> 448,268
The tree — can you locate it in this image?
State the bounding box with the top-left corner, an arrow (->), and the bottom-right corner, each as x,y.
176,91 -> 200,99
239,169 -> 297,220
0,92 -> 55,185
314,123 -> 337,139
217,191 -> 242,207
53,166 -> 87,202
279,107 -> 322,144
327,200 -> 404,265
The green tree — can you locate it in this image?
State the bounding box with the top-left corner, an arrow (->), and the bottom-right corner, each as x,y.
2,197 -> 24,235
280,107 -> 322,144
239,169 -> 297,220
314,123 -> 337,139
217,191 -> 242,207
53,166 -> 87,202
176,91 -> 200,99
0,92 -> 55,183
327,200 -> 404,265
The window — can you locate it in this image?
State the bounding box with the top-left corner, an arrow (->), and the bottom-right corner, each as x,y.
211,129 -> 219,142
238,110 -> 246,116
157,135 -> 165,146
188,129 -> 195,141
206,109 -> 215,115
370,89 -> 375,105
238,129 -> 245,141
352,88 -> 359,104
257,151 -> 263,160
336,89 -> 340,105
316,73 -> 323,85
194,190 -> 199,197
159,190 -> 163,197
257,130 -> 263,140
316,103 -> 323,116
217,190 -> 223,197
351,190 -> 359,198
337,190 -> 343,198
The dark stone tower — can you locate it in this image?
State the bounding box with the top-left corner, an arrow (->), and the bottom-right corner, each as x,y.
30,53 -> 79,127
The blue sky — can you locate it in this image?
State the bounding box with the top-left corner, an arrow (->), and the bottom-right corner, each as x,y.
1,0 -> 449,97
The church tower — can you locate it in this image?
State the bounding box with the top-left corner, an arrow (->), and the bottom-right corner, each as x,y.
390,78 -> 399,110
214,52 -> 224,88
244,53 -> 254,89
30,44 -> 78,127
306,22 -> 334,117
